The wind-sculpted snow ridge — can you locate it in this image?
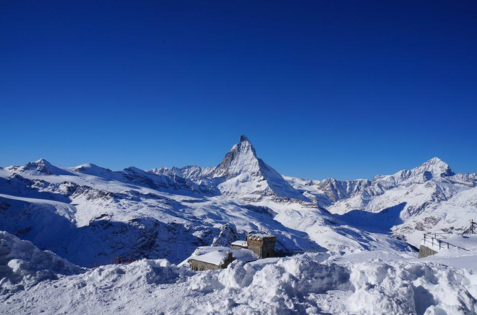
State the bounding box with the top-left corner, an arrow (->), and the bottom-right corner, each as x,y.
1,247 -> 476,315
0,231 -> 83,295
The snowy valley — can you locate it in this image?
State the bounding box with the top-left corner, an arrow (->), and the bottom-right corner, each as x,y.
1,135 -> 477,314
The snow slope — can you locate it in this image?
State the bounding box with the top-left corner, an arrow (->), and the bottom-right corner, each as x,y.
1,231 -> 476,315
0,163 -> 326,266
285,157 -> 477,246
0,231 -> 82,295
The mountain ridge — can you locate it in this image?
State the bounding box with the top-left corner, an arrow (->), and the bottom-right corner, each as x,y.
0,135 -> 475,266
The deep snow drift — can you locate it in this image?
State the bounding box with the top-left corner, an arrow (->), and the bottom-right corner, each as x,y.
1,230 -> 476,315
0,232 -> 82,295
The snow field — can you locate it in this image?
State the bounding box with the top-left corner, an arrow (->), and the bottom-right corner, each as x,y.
2,235 -> 476,315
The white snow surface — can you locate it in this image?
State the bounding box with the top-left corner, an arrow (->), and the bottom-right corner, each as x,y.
0,231 -> 82,295
1,230 -> 477,315
231,240 -> 247,247
185,246 -> 258,265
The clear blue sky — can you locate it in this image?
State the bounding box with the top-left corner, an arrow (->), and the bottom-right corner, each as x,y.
1,0 -> 476,180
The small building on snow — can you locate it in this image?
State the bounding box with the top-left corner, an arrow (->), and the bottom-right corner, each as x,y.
187,247 -> 258,271
231,233 -> 276,258
245,233 -> 276,259
187,233 -> 276,271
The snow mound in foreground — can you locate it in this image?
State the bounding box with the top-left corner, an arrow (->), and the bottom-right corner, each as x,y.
2,251 -> 476,314
345,259 -> 477,315
0,231 -> 82,294
187,254 -> 477,314
81,258 -> 194,292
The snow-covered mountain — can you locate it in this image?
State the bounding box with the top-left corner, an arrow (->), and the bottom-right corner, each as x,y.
285,157 -> 476,246
0,135 -> 476,267
155,135 -> 305,200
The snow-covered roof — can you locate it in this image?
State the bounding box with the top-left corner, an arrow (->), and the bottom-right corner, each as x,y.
189,250 -> 231,265
187,246 -> 258,266
231,240 -> 247,247
247,233 -> 276,240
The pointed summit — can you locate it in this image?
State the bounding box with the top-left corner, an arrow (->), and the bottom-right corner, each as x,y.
31,158 -> 54,169
19,159 -> 71,176
213,135 -> 258,178
418,157 -> 454,178
236,134 -> 256,152
24,159 -> 54,174
374,156 -> 455,186
212,135 -> 305,200
239,134 -> 249,143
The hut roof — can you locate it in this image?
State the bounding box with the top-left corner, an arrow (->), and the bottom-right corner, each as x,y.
231,240 -> 248,247
247,233 -> 276,241
186,247 -> 258,266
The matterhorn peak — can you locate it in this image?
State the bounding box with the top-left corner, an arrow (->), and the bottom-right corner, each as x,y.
213,135 -> 258,178
239,134 -> 250,143
211,135 -> 304,200
236,134 -> 257,155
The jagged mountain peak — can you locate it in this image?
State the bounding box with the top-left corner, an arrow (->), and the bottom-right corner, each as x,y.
235,134 -> 257,156
418,157 -> 454,177
150,166 -> 184,178
25,158 -> 54,170
213,135 -> 258,178
372,157 -> 455,185
13,158 -> 71,176
34,158 -> 51,165
239,134 -> 250,143
212,135 -> 304,200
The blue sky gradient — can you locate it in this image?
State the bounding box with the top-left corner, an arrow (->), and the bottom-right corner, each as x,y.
1,0 -> 476,179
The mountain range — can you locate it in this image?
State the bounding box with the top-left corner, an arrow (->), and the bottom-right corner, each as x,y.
1,135 -> 475,266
